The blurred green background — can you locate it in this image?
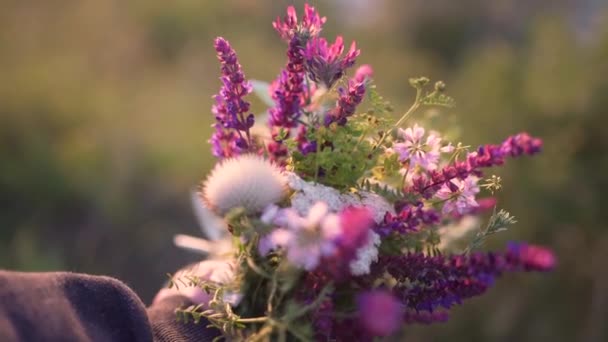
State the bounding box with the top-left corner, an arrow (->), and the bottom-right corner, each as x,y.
1,1 -> 607,341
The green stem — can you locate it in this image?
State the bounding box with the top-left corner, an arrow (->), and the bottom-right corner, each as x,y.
314,128 -> 321,183
288,283 -> 333,320
246,256 -> 272,279
373,87 -> 423,150
267,273 -> 278,315
236,317 -> 269,324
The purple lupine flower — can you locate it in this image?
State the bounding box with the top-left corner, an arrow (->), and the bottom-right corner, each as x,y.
273,3 -> 326,43
267,36 -> 307,164
408,132 -> 542,198
375,202 -> 439,237
304,36 -> 360,88
325,77 -> 366,126
435,175 -> 480,215
209,124 -> 242,158
501,132 -> 543,157
393,124 -> 453,171
357,290 -> 403,337
268,37 -> 306,129
210,37 -> 254,158
372,243 -> 555,313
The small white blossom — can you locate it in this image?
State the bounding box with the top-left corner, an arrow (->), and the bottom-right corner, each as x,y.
286,172 -> 394,223
349,231 -> 381,275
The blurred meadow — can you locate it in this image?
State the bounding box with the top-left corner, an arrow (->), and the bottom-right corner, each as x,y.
1,0 -> 607,341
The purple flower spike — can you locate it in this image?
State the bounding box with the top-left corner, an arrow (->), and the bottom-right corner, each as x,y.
268,37 -> 305,129
209,124 -> 241,158
409,132 -> 543,198
268,36 -> 307,164
371,243 -> 556,313
273,3 -> 326,43
502,132 -> 543,157
375,202 -> 439,237
210,37 -> 254,158
357,290 -> 403,337
304,36 -> 360,88
325,78 -> 366,126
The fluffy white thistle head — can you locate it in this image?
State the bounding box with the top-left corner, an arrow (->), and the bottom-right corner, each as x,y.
202,154 -> 288,215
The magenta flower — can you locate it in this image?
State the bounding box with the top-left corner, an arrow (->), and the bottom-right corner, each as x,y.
354,64 -> 374,83
508,242 -> 557,270
357,290 -> 403,337
335,207 -> 373,260
304,36 -> 360,88
393,124 -> 453,171
273,3 -> 326,43
436,175 -> 480,215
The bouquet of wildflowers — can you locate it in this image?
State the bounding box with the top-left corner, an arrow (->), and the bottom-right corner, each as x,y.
170,4 -> 555,341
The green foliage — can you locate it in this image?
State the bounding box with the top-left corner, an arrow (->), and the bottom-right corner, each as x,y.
410,77 -> 455,108
366,84 -> 394,116
358,179 -> 405,203
289,118 -> 381,191
171,233 -> 335,341
465,209 -> 517,253
380,227 -> 442,256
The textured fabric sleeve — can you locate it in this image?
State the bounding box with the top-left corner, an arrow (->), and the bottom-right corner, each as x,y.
0,270 -> 221,342
0,271 -> 153,342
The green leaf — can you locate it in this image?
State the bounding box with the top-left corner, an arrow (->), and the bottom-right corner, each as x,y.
465,209 -> 517,253
421,91 -> 456,108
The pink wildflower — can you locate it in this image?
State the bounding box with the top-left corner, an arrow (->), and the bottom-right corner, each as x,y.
393,124 -> 452,171
436,175 -> 480,215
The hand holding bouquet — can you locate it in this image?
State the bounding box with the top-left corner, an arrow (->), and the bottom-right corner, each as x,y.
171,4 -> 555,341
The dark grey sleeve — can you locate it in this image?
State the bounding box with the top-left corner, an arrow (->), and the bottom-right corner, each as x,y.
0,271 -> 219,342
